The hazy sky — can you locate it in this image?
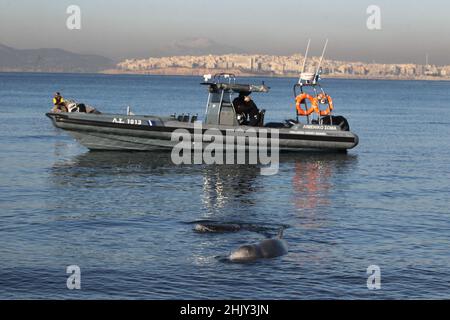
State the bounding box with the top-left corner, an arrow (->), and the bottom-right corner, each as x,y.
1,0 -> 449,64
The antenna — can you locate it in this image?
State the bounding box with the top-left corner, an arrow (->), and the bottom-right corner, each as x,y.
315,38 -> 329,75
301,39 -> 311,74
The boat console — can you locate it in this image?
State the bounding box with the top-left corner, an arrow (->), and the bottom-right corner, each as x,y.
201,73 -> 268,127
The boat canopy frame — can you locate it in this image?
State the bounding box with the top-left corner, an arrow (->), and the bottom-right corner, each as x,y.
293,39 -> 334,125
201,73 -> 269,126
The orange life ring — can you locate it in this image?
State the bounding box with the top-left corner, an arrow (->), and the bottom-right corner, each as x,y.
316,93 -> 334,116
295,93 -> 318,116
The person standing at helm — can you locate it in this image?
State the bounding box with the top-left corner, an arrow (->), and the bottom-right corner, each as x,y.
52,92 -> 67,112
232,91 -> 260,126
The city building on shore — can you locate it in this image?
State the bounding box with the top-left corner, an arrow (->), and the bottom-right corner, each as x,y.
116,54 -> 449,80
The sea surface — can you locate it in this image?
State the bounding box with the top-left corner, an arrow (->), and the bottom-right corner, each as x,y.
0,73 -> 449,299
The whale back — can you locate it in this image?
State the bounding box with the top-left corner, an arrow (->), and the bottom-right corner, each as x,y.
230,238 -> 288,262
259,238 -> 288,258
194,223 -> 241,233
229,244 -> 263,262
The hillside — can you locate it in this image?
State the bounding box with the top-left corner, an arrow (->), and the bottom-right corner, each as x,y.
0,43 -> 114,73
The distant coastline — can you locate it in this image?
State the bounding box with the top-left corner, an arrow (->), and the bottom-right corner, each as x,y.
1,69 -> 449,82
100,67 -> 450,81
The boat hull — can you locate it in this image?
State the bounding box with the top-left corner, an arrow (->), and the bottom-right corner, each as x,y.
46,112 -> 359,152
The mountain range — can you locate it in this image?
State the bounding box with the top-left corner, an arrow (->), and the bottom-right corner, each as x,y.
0,43 -> 115,72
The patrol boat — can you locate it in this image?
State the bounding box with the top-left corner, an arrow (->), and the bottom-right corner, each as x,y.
46,71 -> 358,152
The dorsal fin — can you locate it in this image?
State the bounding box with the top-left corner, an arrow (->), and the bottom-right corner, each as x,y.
277,227 -> 284,239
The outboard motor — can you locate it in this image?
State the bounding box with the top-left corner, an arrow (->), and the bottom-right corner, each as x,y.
321,115 -> 350,131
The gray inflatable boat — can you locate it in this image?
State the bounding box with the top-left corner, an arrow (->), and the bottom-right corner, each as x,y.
46,74 -> 358,152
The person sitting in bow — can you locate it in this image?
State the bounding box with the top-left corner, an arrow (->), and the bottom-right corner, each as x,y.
52,92 -> 68,112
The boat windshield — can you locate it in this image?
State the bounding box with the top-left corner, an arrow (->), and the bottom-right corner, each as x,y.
209,91 -> 231,104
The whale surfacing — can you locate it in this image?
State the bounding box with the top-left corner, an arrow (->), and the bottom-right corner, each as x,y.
229,229 -> 288,262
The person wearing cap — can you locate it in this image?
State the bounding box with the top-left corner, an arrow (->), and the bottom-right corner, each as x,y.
232,91 -> 260,126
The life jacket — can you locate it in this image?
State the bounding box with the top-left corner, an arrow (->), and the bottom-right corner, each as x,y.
53,96 -> 65,105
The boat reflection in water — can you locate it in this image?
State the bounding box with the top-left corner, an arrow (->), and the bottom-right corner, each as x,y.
291,153 -> 358,230
293,161 -> 332,209
49,151 -> 357,226
201,164 -> 260,211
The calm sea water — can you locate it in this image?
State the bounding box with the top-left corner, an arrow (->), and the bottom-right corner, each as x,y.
0,73 -> 449,299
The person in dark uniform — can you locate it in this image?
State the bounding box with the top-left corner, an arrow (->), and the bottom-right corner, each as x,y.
232,91 -> 260,126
